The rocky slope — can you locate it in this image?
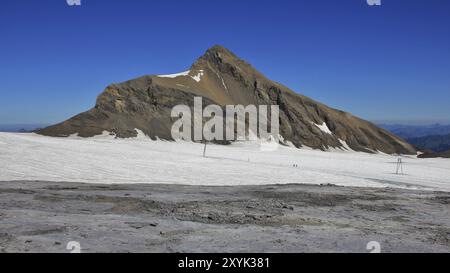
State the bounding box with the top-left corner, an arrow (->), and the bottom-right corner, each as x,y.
37,46 -> 416,154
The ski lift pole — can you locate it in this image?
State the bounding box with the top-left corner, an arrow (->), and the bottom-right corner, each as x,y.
203,141 -> 207,158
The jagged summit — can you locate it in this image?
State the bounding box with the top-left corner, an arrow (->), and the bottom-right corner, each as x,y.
36,46 -> 416,154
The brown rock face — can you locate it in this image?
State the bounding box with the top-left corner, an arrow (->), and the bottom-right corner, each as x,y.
37,45 -> 416,154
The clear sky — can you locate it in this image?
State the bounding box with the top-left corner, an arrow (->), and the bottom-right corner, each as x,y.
0,0 -> 449,125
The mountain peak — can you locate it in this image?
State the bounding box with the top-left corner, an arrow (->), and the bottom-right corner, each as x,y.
192,45 -> 265,84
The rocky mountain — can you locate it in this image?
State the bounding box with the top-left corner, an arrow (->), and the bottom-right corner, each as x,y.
37,46 -> 416,154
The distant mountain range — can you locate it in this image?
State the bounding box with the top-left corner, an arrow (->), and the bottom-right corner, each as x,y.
378,123 -> 450,139
0,124 -> 48,133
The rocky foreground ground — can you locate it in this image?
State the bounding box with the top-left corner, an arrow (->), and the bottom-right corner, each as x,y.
0,181 -> 449,253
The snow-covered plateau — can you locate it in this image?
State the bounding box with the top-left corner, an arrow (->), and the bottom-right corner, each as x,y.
0,132 -> 449,191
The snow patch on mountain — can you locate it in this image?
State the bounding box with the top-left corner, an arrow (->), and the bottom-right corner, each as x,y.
158,70 -> 204,83
213,70 -> 229,93
339,139 -> 352,151
314,122 -> 333,135
157,70 -> 190,79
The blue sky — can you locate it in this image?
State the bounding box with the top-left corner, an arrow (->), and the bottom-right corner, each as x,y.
0,0 -> 449,125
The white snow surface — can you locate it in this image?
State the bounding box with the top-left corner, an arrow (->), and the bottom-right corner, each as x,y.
157,70 -> 204,83
314,122 -> 333,135
0,132 -> 449,191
